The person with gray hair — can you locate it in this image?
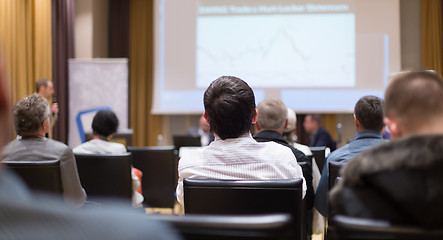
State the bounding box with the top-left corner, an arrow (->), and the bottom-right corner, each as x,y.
253,99 -> 314,210
2,94 -> 86,208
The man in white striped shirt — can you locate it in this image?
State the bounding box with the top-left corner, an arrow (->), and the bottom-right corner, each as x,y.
176,76 -> 306,205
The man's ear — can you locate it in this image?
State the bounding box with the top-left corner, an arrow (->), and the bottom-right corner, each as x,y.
284,118 -> 288,129
384,117 -> 401,139
203,111 -> 210,125
42,118 -> 50,133
251,109 -> 258,124
354,115 -> 360,129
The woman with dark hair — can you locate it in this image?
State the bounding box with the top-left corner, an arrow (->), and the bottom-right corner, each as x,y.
73,110 -> 143,208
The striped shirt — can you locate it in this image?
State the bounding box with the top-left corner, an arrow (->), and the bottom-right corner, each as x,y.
176,133 -> 306,205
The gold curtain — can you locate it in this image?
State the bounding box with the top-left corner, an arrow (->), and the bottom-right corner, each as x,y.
322,114 -> 337,140
0,0 -> 52,103
0,0 -> 52,139
129,0 -> 162,146
421,0 -> 443,74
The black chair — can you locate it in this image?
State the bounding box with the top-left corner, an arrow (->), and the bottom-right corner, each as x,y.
184,178 -> 303,240
310,146 -> 327,172
329,161 -> 345,191
148,213 -> 295,240
299,161 -> 312,240
127,146 -> 178,208
173,135 -> 201,151
327,215 -> 443,240
74,153 -> 132,202
3,160 -> 62,194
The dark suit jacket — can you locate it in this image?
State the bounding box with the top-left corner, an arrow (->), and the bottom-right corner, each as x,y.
309,127 -> 336,151
254,130 -> 314,210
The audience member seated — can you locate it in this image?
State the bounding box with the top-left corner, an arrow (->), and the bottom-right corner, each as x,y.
253,99 -> 314,210
0,52 -> 181,240
330,71 -> 443,229
73,110 -> 143,208
176,76 -> 306,205
315,95 -> 386,217
283,108 -> 312,156
304,114 -> 336,151
186,114 -> 215,146
2,94 -> 86,208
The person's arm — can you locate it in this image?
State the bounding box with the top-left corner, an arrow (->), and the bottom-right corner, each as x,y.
314,158 -> 330,217
176,172 -> 184,206
59,147 -> 87,208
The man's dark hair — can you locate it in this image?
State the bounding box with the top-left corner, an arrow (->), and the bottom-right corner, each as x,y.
354,95 -> 384,132
384,70 -> 443,130
309,114 -> 322,125
203,76 -> 256,140
36,78 -> 50,93
92,110 -> 119,138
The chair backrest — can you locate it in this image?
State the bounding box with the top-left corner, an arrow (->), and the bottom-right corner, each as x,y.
298,161 -> 311,240
74,153 -> 132,201
328,215 -> 443,240
127,146 -> 178,208
329,161 -> 346,191
148,213 -> 295,240
310,146 -> 327,172
184,178 -> 303,240
173,135 -> 201,150
3,160 -> 62,194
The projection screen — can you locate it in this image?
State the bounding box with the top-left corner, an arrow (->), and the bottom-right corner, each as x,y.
152,0 -> 400,114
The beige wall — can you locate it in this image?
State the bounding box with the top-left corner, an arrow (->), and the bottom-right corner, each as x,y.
74,0 -> 109,58
75,0 -> 93,58
400,0 -> 421,70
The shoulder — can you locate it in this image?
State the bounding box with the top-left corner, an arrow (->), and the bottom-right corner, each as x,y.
107,141 -> 127,152
178,147 -> 205,169
259,141 -> 297,160
46,138 -> 70,150
326,144 -> 350,162
318,128 -> 332,137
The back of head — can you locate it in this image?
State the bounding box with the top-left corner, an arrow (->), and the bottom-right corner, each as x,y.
384,71 -> 443,131
256,99 -> 288,131
204,76 -> 255,140
354,95 -> 384,132
14,94 -> 50,136
92,110 -> 119,138
284,108 -> 297,133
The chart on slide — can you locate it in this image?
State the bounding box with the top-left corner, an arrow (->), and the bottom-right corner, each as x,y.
196,13 -> 355,88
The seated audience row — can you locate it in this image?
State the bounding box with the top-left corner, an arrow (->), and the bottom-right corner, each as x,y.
330,70 -> 443,228
0,59 -> 179,239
